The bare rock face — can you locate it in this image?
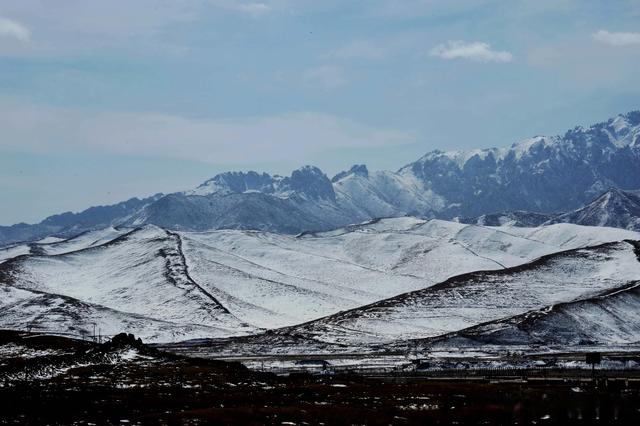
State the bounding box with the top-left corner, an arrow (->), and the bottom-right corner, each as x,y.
109,333 -> 144,349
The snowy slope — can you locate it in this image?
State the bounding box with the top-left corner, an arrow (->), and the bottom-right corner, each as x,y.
1,219 -> 639,344
491,222 -> 640,248
0,245 -> 31,265
0,227 -> 129,264
547,188 -> 640,231
332,167 -> 445,221
0,227 -> 131,263
177,219 -> 640,329
210,239 -> 640,353
0,285 -> 231,343
459,211 -> 552,227
425,277 -> 640,348
0,226 -> 254,342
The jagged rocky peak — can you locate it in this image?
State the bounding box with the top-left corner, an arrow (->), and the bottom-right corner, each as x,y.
189,165 -> 335,201
285,165 -> 335,201
192,171 -> 276,196
561,110 -> 640,149
331,164 -> 369,182
408,111 -> 640,173
405,148 -> 502,174
600,110 -> 640,137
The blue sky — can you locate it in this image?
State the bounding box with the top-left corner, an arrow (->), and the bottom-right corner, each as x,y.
1,0 -> 639,224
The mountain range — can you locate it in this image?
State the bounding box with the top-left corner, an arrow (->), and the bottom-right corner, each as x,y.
1,111 -> 639,247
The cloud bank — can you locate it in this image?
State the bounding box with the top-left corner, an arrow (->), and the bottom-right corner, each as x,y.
235,2 -> 271,17
0,16 -> 30,41
592,30 -> 640,46
430,41 -> 513,63
0,100 -> 414,166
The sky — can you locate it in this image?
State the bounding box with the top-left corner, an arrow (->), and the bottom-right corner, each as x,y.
1,0 -> 639,225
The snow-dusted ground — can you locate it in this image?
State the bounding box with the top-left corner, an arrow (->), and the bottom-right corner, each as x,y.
0,245 -> 31,265
0,342 -> 67,360
0,227 -> 129,264
207,240 -> 640,354
0,226 -> 254,342
425,279 -> 640,348
179,218 -> 638,329
0,285 -> 243,343
1,218 -> 639,346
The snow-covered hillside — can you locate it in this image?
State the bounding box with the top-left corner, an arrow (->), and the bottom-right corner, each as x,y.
179,219 -> 640,330
0,285 -> 228,343
0,226 -> 254,342
0,227 -> 129,264
424,277 -> 640,348
1,218 -> 639,344
204,238 -> 640,354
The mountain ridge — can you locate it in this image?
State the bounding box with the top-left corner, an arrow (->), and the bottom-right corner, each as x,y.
462,187 -> 640,231
2,110 -> 639,247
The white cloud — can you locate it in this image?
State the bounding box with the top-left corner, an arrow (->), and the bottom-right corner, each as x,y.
430,41 -> 513,63
0,16 -> 30,41
0,100 -> 414,165
302,65 -> 347,89
235,2 -> 271,17
0,1 -> 274,56
329,41 -> 387,60
592,30 -> 640,46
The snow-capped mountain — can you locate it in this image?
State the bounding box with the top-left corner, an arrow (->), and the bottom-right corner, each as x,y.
462,188 -> 640,231
2,218 -> 637,343
1,111 -> 639,247
547,188 -> 640,231
402,111 -> 640,217
0,195 -> 163,248
117,110 -> 640,236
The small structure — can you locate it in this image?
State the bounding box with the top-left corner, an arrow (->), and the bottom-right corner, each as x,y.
586,352 -> 602,378
295,359 -> 330,372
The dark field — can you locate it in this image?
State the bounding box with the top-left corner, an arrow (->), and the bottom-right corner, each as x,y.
2,331 -> 640,425
3,361 -> 640,424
